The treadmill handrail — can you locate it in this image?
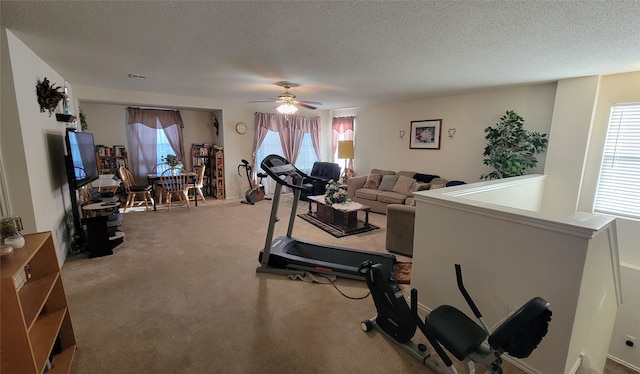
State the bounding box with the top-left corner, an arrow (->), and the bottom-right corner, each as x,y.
260,154 -> 323,191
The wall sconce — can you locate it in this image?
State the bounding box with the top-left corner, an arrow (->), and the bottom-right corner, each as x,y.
448,128 -> 456,139
399,130 -> 405,139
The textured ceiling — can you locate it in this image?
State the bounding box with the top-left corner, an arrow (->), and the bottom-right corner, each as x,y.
2,1 -> 639,111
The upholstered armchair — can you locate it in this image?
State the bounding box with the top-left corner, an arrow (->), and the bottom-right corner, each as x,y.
299,162 -> 341,201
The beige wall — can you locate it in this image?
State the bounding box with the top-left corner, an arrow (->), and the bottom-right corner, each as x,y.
333,82 -> 557,183
74,85 -> 333,200
79,102 -> 218,172
1,30 -> 72,264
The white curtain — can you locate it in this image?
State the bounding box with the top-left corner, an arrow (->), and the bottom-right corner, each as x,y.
126,108 -> 184,184
252,112 -> 320,172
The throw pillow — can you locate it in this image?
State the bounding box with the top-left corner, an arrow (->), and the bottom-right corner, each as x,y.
430,183 -> 446,189
363,174 -> 382,189
414,173 -> 440,183
392,176 -> 416,195
446,180 -> 466,187
378,175 -> 399,191
409,182 -> 431,193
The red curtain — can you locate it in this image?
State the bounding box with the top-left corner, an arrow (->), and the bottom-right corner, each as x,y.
332,116 -> 355,171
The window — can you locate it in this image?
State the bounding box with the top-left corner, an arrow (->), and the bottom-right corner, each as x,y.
256,131 -> 318,174
156,129 -> 174,165
594,103 -> 640,220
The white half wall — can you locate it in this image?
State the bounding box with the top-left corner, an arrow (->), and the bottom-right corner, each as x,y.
412,176 -> 620,374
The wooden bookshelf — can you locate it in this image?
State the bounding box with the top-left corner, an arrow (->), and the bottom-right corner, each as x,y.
1,232 -> 76,373
191,143 -> 212,196
95,144 -> 129,175
212,146 -> 225,199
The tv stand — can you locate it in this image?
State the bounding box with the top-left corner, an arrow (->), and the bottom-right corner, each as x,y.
81,202 -> 123,258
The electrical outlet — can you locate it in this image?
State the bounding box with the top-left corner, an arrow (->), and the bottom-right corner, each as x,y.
626,335 -> 636,348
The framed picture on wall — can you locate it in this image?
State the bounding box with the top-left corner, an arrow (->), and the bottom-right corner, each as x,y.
410,119 -> 442,149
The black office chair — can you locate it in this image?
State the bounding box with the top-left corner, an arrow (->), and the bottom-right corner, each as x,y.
299,162 -> 341,201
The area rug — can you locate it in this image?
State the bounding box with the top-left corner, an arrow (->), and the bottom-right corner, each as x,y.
393,262 -> 411,284
297,214 -> 380,238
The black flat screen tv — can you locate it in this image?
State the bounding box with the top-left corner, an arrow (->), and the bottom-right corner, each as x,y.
65,130 -> 99,190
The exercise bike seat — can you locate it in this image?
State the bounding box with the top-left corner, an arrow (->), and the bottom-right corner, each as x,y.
488,296 -> 551,358
427,297 -> 552,362
426,305 -> 488,361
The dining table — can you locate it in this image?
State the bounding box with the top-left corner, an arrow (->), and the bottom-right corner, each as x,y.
146,170 -> 197,211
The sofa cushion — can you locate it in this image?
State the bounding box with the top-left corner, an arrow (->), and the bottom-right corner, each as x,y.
378,175 -> 399,191
410,181 -> 431,193
392,176 -> 416,195
378,191 -> 407,204
363,174 -> 382,189
370,168 -> 396,176
354,188 -> 380,201
429,177 -> 449,188
414,173 -> 440,183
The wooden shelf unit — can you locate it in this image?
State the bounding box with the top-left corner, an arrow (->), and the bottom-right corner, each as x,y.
95,144 -> 129,175
191,143 -> 212,196
1,232 -> 77,374
212,145 -> 225,199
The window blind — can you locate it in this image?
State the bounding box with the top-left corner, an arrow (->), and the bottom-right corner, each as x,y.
594,103 -> 640,220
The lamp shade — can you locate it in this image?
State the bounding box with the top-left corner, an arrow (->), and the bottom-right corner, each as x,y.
276,103 -> 298,114
337,140 -> 354,159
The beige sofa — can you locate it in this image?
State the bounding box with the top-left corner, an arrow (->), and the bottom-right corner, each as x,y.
346,168 -> 449,214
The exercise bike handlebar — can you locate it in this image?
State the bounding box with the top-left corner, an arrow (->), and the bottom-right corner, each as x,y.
410,288 -> 455,369
455,264 -> 483,319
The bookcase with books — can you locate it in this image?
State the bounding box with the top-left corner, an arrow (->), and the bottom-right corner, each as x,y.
212,146 -> 225,199
191,143 -> 212,196
0,232 -> 77,373
95,145 -> 129,175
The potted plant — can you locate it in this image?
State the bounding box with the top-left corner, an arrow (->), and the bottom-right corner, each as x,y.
481,110 -> 548,180
35,78 -> 65,116
162,154 -> 182,169
324,180 -> 350,204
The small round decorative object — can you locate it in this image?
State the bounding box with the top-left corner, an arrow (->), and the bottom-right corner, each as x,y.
235,122 -> 247,135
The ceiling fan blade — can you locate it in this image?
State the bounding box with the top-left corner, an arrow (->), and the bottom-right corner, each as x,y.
248,98 -> 279,103
297,102 -> 317,110
299,100 -> 323,106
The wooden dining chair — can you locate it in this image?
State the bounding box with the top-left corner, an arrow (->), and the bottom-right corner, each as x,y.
151,163 -> 170,205
160,168 -> 191,211
187,165 -> 207,204
118,166 -> 154,212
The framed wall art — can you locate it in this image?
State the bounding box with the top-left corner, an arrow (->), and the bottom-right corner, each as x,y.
410,119 -> 442,149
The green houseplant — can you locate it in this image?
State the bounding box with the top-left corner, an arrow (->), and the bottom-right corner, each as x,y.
481,110 -> 548,180
162,154 -> 182,168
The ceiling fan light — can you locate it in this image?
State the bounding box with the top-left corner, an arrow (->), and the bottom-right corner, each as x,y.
277,103 -> 298,114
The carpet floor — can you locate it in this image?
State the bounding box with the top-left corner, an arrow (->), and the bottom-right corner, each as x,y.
60,195 -> 634,374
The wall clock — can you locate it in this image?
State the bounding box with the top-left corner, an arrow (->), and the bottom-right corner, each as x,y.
236,122 -> 247,135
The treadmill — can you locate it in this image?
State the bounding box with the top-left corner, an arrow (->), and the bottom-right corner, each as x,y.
257,154 -> 396,280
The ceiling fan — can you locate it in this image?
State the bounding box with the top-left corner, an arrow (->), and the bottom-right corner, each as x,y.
251,81 -> 322,114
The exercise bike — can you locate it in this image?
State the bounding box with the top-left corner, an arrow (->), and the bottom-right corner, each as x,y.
359,261 -> 552,374
238,159 -> 270,205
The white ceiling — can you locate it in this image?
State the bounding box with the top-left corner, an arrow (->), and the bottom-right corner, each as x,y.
2,1 -> 639,111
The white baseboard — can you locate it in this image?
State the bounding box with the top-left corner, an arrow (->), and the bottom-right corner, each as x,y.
607,354 -> 640,373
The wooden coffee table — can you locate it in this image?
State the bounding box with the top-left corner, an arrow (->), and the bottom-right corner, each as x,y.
306,195 -> 371,234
